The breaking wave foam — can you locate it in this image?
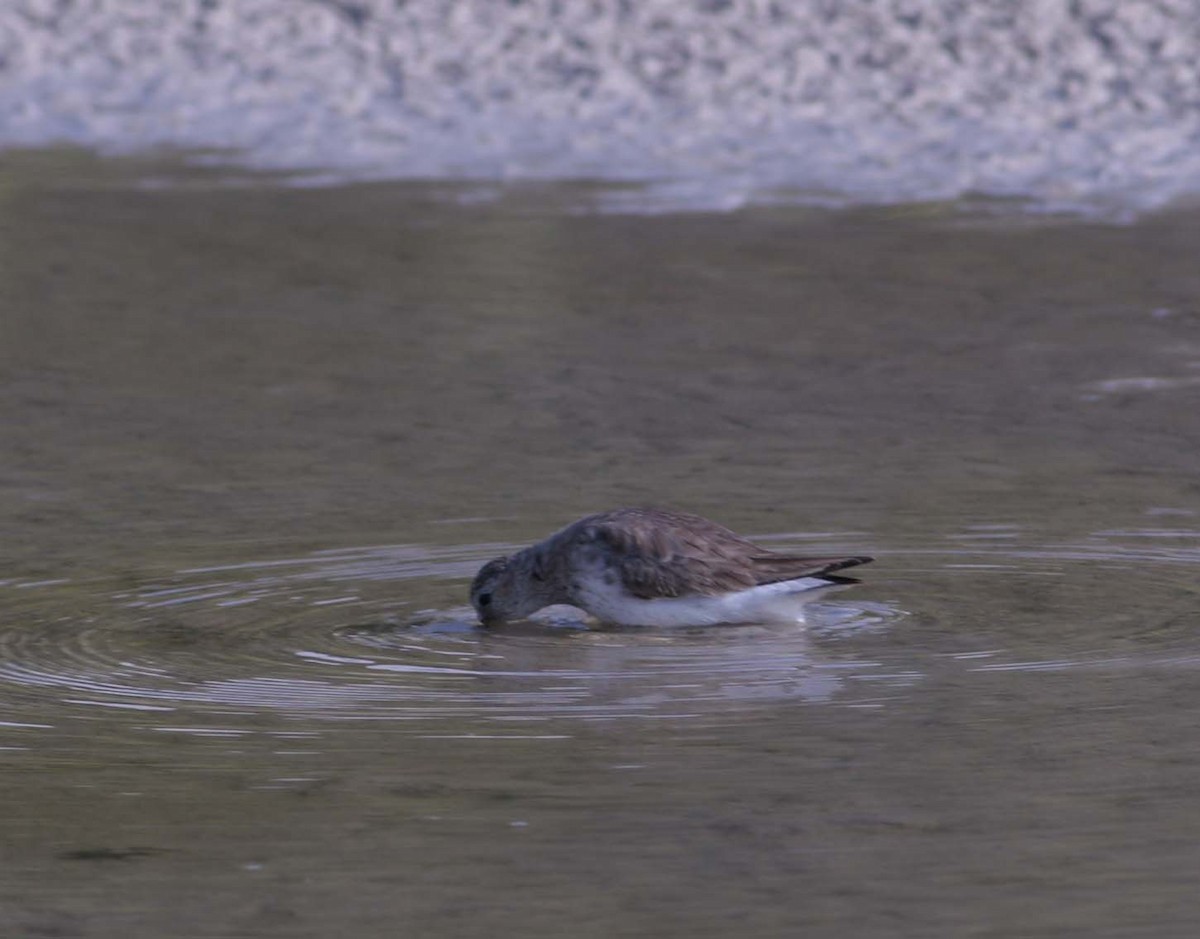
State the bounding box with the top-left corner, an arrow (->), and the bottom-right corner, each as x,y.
4,1 -> 1200,214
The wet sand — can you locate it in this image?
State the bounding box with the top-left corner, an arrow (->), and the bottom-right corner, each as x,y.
2,150 -> 1200,937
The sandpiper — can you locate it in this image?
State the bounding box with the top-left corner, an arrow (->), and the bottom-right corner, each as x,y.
469,508 -> 872,627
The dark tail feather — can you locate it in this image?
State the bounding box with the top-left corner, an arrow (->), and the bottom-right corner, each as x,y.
749,554 -> 873,586
815,573 -> 863,586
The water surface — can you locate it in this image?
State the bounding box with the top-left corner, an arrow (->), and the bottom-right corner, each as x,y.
2,153 -> 1200,937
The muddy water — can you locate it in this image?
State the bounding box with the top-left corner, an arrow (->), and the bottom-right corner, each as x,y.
2,151 -> 1200,937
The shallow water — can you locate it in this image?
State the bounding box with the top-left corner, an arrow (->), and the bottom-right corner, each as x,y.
2,153 -> 1200,937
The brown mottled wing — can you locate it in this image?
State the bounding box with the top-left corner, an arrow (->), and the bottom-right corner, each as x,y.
570,508 -> 872,600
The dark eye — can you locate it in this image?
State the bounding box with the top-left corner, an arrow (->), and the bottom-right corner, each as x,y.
477,593 -> 492,607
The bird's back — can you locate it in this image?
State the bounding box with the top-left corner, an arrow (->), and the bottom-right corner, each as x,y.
552,507 -> 872,600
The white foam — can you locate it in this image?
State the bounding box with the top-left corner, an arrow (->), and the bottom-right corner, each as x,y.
4,1 -> 1200,215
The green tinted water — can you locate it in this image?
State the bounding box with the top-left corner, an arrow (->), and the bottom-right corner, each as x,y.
2,151 -> 1199,937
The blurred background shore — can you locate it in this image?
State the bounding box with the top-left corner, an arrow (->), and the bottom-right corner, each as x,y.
3,1 -> 1200,216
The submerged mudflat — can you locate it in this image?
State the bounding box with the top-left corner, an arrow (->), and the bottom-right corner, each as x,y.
2,152 -> 1200,938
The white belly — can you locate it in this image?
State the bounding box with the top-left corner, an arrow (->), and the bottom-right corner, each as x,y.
571,577 -> 839,627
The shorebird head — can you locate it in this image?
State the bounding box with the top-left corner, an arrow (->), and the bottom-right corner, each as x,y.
470,555 -> 542,626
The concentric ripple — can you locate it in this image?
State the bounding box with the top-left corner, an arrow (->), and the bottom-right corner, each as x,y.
1,524 -> 1199,745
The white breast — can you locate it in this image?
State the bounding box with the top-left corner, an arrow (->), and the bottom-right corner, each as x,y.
571,575 -> 838,627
